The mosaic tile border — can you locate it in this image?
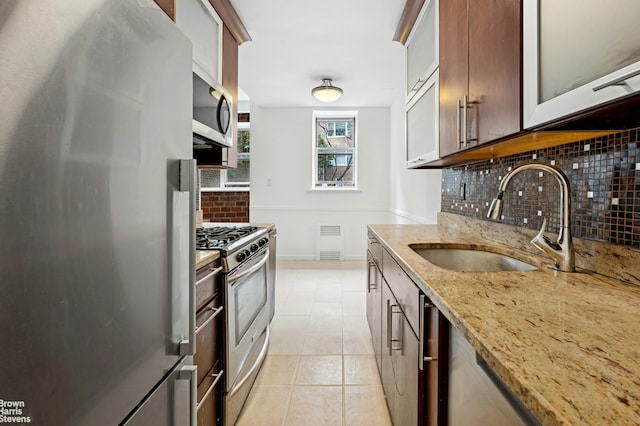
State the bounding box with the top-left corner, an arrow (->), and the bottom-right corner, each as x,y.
441,128 -> 640,247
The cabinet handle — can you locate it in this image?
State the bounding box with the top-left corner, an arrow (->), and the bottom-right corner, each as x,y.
419,294 -> 426,370
457,99 -> 463,149
592,68 -> 640,91
457,96 -> 477,149
462,96 -> 468,147
386,299 -> 392,355
419,295 -> 437,370
367,261 -> 376,292
464,95 -> 477,144
196,266 -> 223,286
196,370 -> 224,411
387,301 -> 402,353
195,305 -> 223,332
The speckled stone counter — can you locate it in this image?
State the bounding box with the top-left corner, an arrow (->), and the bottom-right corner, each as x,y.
195,250 -> 220,270
368,222 -> 640,425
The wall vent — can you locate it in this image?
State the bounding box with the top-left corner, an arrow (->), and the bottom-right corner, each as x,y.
316,224 -> 344,260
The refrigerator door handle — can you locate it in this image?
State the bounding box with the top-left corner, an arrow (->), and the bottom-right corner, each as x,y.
179,159 -> 197,356
178,365 -> 198,426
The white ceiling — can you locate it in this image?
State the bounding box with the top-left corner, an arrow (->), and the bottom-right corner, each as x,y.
232,0 -> 407,108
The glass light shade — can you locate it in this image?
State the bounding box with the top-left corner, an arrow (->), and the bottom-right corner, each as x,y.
312,79 -> 343,102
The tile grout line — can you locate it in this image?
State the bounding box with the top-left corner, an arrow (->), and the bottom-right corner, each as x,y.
342,353 -> 346,426
281,354 -> 299,426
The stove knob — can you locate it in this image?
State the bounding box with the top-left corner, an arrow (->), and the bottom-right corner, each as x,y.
259,238 -> 267,246
237,250 -> 251,262
251,243 -> 259,252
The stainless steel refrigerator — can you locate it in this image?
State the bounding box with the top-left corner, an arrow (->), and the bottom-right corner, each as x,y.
0,0 -> 197,424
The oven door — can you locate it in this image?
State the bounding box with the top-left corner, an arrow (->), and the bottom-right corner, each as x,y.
226,248 -> 270,389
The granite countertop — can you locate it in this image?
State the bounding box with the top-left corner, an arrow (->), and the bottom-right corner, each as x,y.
195,250 -> 220,270
368,223 -> 640,425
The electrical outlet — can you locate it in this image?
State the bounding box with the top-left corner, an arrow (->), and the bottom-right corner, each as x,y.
460,182 -> 466,200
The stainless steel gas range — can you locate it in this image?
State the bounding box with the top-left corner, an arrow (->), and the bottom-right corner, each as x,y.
196,224 -> 271,425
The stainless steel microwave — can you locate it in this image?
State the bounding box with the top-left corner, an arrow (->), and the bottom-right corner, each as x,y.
193,69 -> 232,148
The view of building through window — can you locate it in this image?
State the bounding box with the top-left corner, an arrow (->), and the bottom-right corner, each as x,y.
314,113 -> 356,188
227,124 -> 250,186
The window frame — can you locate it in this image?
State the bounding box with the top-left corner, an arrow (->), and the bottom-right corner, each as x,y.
311,111 -> 358,191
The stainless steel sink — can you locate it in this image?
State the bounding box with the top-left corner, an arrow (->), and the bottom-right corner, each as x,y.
410,245 -> 537,272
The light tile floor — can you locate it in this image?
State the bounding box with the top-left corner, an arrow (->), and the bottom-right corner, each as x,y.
236,260 -> 392,426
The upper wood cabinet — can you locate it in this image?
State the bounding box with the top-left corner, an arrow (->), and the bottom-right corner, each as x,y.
154,0 -> 176,20
219,26 -> 239,169
439,0 -> 521,157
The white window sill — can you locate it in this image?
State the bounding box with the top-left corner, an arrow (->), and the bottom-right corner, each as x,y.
201,187 -> 250,192
308,187 -> 361,192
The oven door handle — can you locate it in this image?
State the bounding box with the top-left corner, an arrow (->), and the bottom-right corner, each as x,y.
228,324 -> 270,397
228,249 -> 269,284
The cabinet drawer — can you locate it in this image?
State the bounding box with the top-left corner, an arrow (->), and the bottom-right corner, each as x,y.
194,297 -> 223,385
195,263 -> 222,312
197,362 -> 223,426
382,249 -> 420,335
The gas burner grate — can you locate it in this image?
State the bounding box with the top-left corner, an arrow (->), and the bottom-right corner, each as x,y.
195,226 -> 261,251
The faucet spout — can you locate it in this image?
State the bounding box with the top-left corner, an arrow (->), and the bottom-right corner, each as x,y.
487,162 -> 575,272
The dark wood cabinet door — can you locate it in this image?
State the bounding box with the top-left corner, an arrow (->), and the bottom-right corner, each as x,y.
439,0 -> 469,157
153,0 -> 175,20
221,25 -> 238,169
366,255 -> 383,374
440,0 -> 522,157
468,0 -> 522,145
422,303 -> 449,426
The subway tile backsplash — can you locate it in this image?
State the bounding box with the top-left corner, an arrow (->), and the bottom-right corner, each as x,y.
441,128 -> 640,247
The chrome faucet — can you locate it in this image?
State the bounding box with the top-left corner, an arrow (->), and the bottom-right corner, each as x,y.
486,162 -> 575,272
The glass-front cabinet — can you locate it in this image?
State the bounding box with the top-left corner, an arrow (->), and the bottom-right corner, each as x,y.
406,71 -> 439,167
406,0 -> 438,100
175,0 -> 223,84
523,0 -> 640,129
405,0 -> 439,168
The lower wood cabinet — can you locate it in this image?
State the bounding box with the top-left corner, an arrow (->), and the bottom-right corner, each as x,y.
382,280 -> 420,425
194,259 -> 224,425
197,361 -> 223,426
366,241 -> 383,373
366,238 -> 449,426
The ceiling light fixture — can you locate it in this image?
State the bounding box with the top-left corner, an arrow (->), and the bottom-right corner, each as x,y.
311,78 -> 343,102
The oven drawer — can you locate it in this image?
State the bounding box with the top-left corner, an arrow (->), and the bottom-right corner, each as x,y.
197,361 -> 223,426
195,263 -> 222,312
194,297 -> 223,385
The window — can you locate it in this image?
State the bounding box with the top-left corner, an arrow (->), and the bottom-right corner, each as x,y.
227,123 -> 250,187
313,111 -> 357,189
326,121 -> 353,138
199,122 -> 250,190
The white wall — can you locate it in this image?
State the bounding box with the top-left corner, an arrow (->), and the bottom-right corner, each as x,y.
388,96 -> 442,224
250,105 -> 391,259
